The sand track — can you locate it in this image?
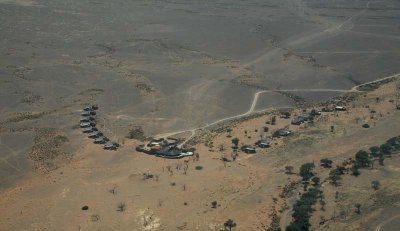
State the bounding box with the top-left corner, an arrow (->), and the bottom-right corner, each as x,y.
156,72 -> 400,146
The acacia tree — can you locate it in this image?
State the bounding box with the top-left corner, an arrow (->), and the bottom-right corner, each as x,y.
299,163 -> 315,181
369,146 -> 380,157
355,150 -> 371,167
231,138 -> 239,147
380,144 -> 392,155
224,219 -> 237,231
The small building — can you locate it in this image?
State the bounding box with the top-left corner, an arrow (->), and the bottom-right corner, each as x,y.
82,127 -> 97,133
256,140 -> 270,148
80,116 -> 95,122
94,137 -> 106,144
274,128 -> 292,137
104,142 -> 117,150
88,131 -> 102,138
81,110 -> 96,116
291,115 -> 309,125
84,104 -> 98,111
155,145 -> 183,158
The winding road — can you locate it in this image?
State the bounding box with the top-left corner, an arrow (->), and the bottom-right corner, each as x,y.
154,73 -> 400,147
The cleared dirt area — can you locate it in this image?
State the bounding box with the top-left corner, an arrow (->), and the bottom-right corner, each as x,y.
1,0 -> 400,230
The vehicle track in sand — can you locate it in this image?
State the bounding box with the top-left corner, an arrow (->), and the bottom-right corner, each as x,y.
155,73 -> 400,146
375,214 -> 400,231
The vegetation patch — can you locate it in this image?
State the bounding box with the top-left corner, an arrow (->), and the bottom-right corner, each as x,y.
126,126 -> 146,141
286,187 -> 323,231
29,128 -> 70,173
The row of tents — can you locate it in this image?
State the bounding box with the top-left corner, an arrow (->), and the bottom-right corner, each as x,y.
79,105 -> 119,150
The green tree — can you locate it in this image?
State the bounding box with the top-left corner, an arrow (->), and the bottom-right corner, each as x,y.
320,158 -> 333,168
312,177 -> 320,186
299,163 -> 315,181
386,136 -> 400,150
329,169 -> 342,186
224,219 -> 237,231
369,146 -> 380,157
211,201 -> 217,208
231,138 -> 239,147
355,150 -> 371,167
380,143 -> 392,155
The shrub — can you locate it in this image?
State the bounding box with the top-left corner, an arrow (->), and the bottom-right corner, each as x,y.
117,203 -> 126,212
231,138 -> 239,147
362,124 -> 370,128
320,158 -> 333,168
371,180 -> 380,190
195,166 -> 203,170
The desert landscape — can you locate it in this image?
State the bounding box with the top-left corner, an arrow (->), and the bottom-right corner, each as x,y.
1,0 -> 400,230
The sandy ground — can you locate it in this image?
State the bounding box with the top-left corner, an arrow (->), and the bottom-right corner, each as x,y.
1,0 -> 400,230
2,0 -> 400,185
0,81 -> 399,230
